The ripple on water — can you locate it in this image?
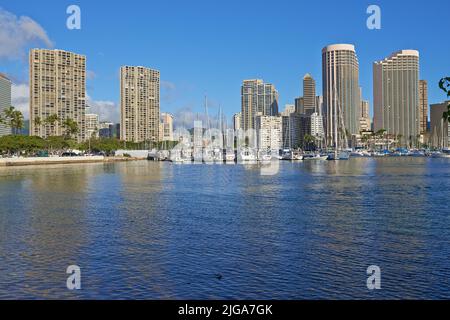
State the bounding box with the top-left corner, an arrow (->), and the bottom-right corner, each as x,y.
0,159 -> 450,299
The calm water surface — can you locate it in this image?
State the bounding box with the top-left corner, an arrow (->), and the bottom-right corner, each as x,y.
1,158 -> 450,299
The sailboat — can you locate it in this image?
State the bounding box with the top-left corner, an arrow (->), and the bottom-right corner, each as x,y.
328,81 -> 350,160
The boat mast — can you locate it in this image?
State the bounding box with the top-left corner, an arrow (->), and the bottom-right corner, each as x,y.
333,65 -> 338,158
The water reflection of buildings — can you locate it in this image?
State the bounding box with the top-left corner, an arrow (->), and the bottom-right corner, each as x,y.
6,164 -> 97,298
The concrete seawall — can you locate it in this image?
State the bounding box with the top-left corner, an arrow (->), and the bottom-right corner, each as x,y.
0,156 -> 106,167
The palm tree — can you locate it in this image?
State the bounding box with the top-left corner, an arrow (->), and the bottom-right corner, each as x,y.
303,134 -> 316,151
361,134 -> 370,150
439,77 -> 450,122
45,114 -> 60,137
34,116 -> 42,127
61,118 -> 79,139
11,110 -> 24,135
1,106 -> 24,135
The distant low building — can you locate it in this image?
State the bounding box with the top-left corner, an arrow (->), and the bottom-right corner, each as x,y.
86,113 -> 100,138
281,104 -> 295,117
99,122 -> 115,138
233,112 -> 242,131
360,100 -> 371,132
159,112 -> 174,141
311,112 -> 324,139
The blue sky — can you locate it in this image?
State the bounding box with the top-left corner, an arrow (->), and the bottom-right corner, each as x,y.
0,0 -> 449,124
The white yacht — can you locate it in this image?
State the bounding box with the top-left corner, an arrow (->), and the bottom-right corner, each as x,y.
258,150 -> 273,162
212,148 -> 223,163
224,150 -> 236,163
350,150 -> 371,157
239,148 -> 257,162
281,149 -> 293,160
203,148 -> 214,163
170,150 -> 187,163
303,153 -> 328,161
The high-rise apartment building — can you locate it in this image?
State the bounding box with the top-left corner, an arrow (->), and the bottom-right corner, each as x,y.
303,74 -> 316,115
241,79 -> 278,131
29,49 -> 86,142
0,73 -> 12,136
322,44 -> 361,146
430,101 -> 450,148
373,50 -> 420,143
120,66 -> 160,142
159,112 -> 174,141
419,80 -> 428,135
255,115 -> 282,151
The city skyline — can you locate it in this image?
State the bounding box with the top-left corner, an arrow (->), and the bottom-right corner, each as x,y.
0,1 -> 449,125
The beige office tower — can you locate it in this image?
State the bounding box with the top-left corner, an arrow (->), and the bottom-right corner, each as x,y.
303,74 -> 316,115
419,80 -> 428,134
120,66 -> 160,142
241,79 -> 278,131
159,112 -> 174,141
322,44 -> 360,146
373,50 -> 420,143
29,49 -> 86,142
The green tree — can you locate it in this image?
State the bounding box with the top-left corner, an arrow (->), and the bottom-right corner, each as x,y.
61,118 -> 79,139
303,134 -> 316,151
2,106 -> 24,135
0,135 -> 45,156
33,116 -> 42,132
439,77 -> 450,122
45,114 -> 60,136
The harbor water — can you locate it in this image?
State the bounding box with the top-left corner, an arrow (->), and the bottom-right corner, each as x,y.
0,158 -> 450,299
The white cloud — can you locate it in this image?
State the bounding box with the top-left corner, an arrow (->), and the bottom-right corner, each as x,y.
11,86 -> 119,123
0,7 -> 53,60
12,83 -> 29,119
86,95 -> 120,123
